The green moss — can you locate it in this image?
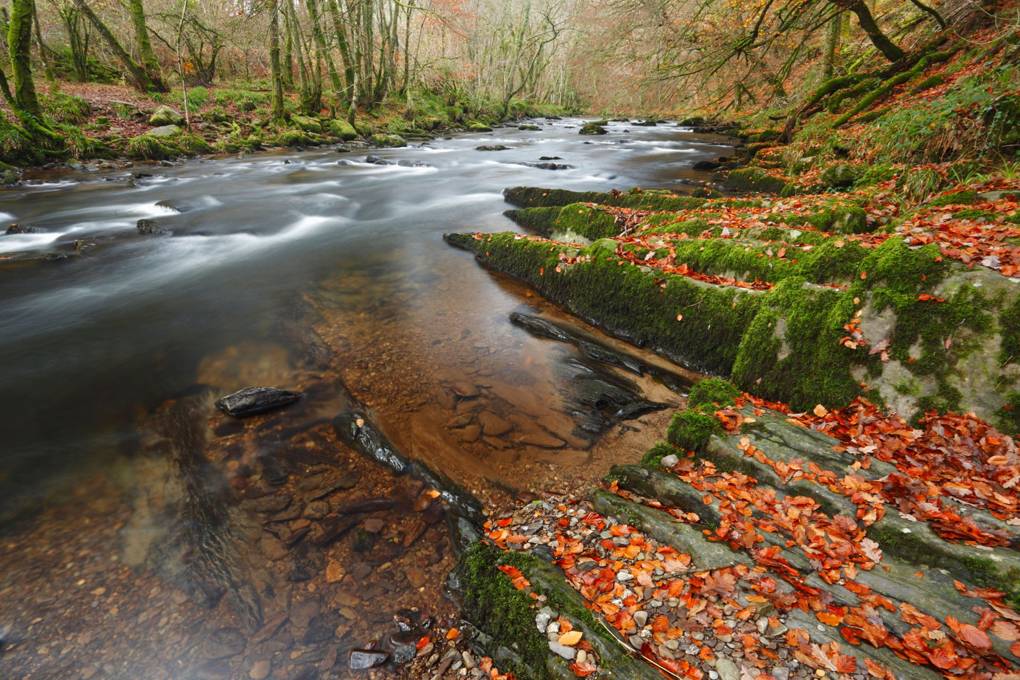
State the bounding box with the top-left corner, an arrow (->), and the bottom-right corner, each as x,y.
688,378 -> 740,409
910,74 -> 946,94
1002,296 -> 1020,367
553,203 -> 620,240
640,441 -> 684,467
732,278 -> 859,410
779,201 -> 870,234
820,163 -> 860,189
370,133 -> 406,147
725,167 -> 791,194
667,408 -> 722,451
126,134 -> 179,160
327,118 -> 357,140
579,122 -> 607,135
929,190 -> 980,206
457,544 -> 551,679
796,240 -> 869,281
643,218 -> 714,237
274,129 -> 314,147
503,186 -> 707,211
952,208 -> 996,221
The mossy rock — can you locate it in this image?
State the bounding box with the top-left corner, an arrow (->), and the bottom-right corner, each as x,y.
667,408 -> 723,450
370,133 -> 407,147
820,163 -> 860,189
327,119 -> 357,140
518,124 -> 541,131
579,122 -> 608,135
724,167 -> 791,194
503,186 -> 706,211
687,378 -> 740,409
147,124 -> 182,138
291,115 -> 322,133
275,129 -> 314,147
549,203 -> 620,240
149,105 -> 184,126
126,133 -> 180,160
467,121 -> 493,132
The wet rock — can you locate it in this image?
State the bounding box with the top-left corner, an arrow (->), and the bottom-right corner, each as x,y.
538,156 -> 562,161
362,518 -> 385,534
524,162 -> 574,170
136,219 -> 169,236
579,122 -> 608,135
478,412 -> 512,437
201,627 -> 247,659
249,660 -> 272,680
304,613 -> 340,644
349,649 -> 389,670
476,145 -> 511,151
216,387 -> 302,417
519,124 -> 541,131
259,535 -> 288,561
5,223 -> 39,235
692,159 -> 723,171
516,431 -> 566,449
458,424 -> 482,442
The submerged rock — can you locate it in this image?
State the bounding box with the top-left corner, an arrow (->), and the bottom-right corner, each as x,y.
349,649 -> 389,670
524,162 -> 575,171
136,219 -> 169,236
5,223 -> 39,235
476,144 -> 511,151
215,387 -> 302,417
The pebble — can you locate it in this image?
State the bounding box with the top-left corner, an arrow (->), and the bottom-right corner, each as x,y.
548,641 -> 576,660
249,660 -> 271,679
660,454 -> 679,467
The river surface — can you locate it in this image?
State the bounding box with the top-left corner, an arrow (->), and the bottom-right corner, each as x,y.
0,118 -> 734,679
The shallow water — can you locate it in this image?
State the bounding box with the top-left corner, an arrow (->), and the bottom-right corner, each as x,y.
0,119 -> 733,678
0,118 -> 731,516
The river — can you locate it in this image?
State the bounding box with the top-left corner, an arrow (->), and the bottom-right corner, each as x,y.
0,118 -> 734,679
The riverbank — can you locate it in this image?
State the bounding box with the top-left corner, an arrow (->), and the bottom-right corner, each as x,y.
0,81 -> 574,183
443,31 -> 1020,679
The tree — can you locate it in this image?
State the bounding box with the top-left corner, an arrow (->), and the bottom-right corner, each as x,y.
127,0 -> 161,79
831,0 -> 904,62
74,0 -> 167,92
269,0 -> 285,120
9,0 -> 40,116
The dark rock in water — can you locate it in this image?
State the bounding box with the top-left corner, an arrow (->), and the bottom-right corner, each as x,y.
538,156 -> 562,161
524,162 -> 574,171
396,159 -> 430,168
155,199 -> 182,212
476,144 -> 511,151
5,224 -> 39,235
579,122 -> 608,135
136,219 -> 170,236
216,387 -> 302,417
201,627 -> 247,659
633,119 -> 661,126
518,124 -> 541,131
304,613 -> 341,644
363,155 -> 392,165
692,159 -> 722,171
349,650 -> 389,670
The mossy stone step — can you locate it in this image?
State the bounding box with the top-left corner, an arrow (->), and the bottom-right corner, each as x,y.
456,543 -> 661,679
503,186 -> 707,211
590,489 -> 750,570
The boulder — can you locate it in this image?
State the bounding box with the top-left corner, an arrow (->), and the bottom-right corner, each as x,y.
328,118 -> 357,140
215,387 -> 302,417
149,105 -> 184,126
467,121 -> 493,132
148,124 -> 182,138
579,122 -> 607,135
476,144 -> 511,151
291,115 -> 322,133
370,133 -> 407,147
136,219 -> 169,236
5,224 -> 39,235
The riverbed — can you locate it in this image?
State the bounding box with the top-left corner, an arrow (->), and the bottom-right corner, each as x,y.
0,119 -> 735,678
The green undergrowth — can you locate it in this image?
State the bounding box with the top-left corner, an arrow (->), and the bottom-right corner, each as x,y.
503,186 -> 707,210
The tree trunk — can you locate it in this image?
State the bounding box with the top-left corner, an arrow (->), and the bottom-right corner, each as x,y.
282,3 -> 294,89
128,0 -> 162,81
74,0 -> 166,92
269,0 -> 285,120
8,0 -> 41,116
823,11 -> 843,79
326,0 -> 356,106
833,0 -> 904,62
306,0 -> 342,95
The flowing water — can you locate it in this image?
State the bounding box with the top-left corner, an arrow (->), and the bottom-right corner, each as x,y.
0,119 -> 734,679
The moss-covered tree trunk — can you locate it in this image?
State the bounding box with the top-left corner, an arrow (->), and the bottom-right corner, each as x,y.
326,0 -> 357,121
8,0 -> 40,116
305,0 -> 343,96
269,0 -> 285,121
831,0 -> 904,62
822,11 -> 842,79
127,0 -> 163,86
74,0 -> 166,92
